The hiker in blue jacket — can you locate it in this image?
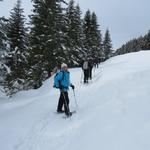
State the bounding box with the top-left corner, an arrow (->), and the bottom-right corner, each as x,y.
54,63 -> 75,117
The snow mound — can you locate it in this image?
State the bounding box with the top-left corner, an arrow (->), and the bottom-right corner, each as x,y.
0,51 -> 150,150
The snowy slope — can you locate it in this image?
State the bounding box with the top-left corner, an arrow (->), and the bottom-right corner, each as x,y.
0,51 -> 150,150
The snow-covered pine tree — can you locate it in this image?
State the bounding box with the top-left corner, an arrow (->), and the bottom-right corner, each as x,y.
144,30 -> 150,50
65,0 -> 84,66
90,12 -> 103,60
115,30 -> 150,55
0,18 -> 6,50
0,17 -> 8,86
75,4 -> 86,64
28,0 -> 67,89
115,36 -> 146,55
0,17 -> 8,57
4,0 -> 28,96
83,9 -> 92,58
83,10 -> 103,61
103,29 -> 113,60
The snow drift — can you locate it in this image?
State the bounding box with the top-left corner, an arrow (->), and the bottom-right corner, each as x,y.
0,51 -> 150,150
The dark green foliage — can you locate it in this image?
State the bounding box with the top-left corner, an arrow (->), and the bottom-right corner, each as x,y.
90,12 -> 103,59
4,0 -> 28,96
144,30 -> 150,50
0,17 -> 8,86
28,0 -> 67,88
0,0 -> 113,96
83,9 -> 92,56
0,20 -> 5,49
103,29 -> 113,59
116,30 -> 150,55
83,10 -> 103,60
65,0 -> 84,66
0,17 -> 8,51
0,18 -> 7,78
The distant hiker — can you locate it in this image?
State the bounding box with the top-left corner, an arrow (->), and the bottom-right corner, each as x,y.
82,60 -> 89,83
88,59 -> 93,80
93,58 -> 99,68
53,63 -> 75,117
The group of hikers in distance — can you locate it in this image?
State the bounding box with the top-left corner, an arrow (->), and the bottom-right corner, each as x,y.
53,58 -> 101,118
81,58 -> 100,83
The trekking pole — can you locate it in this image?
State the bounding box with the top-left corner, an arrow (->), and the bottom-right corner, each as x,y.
72,89 -> 78,110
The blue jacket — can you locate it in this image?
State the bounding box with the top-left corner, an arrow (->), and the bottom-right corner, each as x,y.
54,70 -> 71,91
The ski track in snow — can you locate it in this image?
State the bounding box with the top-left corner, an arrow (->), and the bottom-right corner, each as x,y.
1,51 -> 150,150
15,69 -> 103,150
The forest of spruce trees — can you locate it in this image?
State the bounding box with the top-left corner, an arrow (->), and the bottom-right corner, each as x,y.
115,30 -> 150,55
0,0 -> 113,96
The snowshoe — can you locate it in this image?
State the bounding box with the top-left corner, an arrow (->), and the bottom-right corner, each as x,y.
63,111 -> 76,118
57,110 -> 65,114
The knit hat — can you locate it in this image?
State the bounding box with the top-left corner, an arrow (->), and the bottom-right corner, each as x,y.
61,63 -> 68,68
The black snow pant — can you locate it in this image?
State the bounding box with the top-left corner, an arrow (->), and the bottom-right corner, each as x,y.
57,91 -> 70,115
84,69 -> 89,83
89,68 -> 93,80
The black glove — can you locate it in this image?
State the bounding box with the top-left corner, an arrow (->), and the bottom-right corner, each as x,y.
71,84 -> 75,90
53,85 -> 58,88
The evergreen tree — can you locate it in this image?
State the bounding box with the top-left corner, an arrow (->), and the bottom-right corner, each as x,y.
0,17 -> 7,53
90,12 -> 103,59
83,9 -> 92,57
28,0 -> 67,89
75,4 -> 85,63
0,17 -> 8,86
103,29 -> 113,59
83,10 -> 103,60
4,0 -> 28,96
115,30 -> 150,56
144,30 -> 150,50
65,0 -> 84,66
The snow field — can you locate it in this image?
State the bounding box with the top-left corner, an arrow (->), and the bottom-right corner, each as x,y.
0,51 -> 150,150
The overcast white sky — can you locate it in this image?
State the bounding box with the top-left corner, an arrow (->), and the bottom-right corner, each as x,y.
0,0 -> 150,49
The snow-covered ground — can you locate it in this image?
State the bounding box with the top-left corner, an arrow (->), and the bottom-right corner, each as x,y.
0,51 -> 150,150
